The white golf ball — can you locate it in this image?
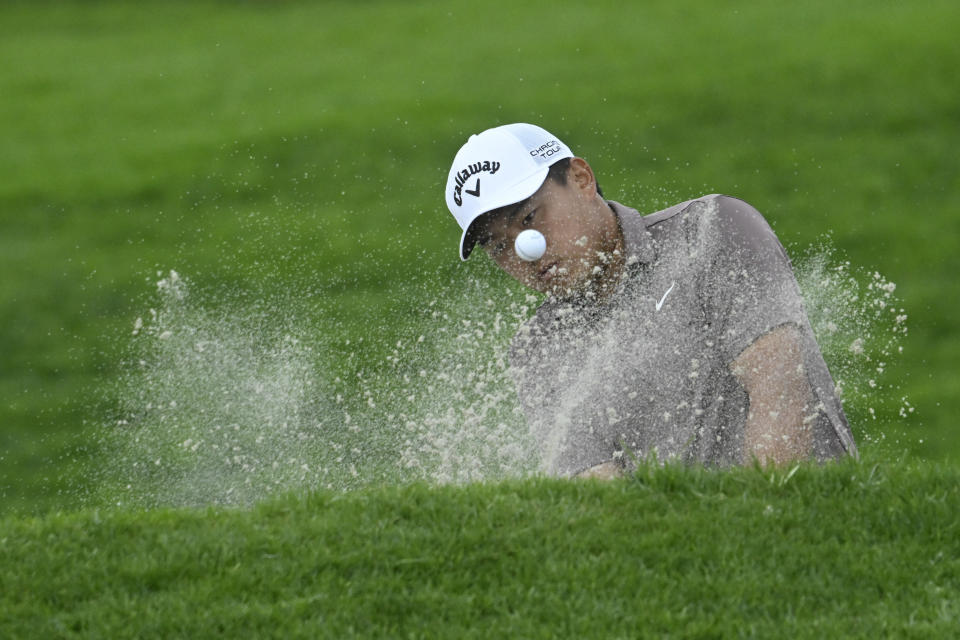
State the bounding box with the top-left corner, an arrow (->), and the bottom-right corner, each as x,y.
515,229 -> 546,261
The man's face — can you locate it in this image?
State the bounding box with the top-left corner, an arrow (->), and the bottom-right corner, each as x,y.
477,162 -> 620,297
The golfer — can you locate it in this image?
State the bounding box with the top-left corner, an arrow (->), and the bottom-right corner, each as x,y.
445,123 -> 857,478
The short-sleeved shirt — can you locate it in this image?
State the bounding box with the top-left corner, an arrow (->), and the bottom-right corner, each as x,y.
508,194 -> 857,475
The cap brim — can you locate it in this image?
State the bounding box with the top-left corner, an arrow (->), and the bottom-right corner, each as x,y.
459,220 -> 483,260
457,166 -> 551,261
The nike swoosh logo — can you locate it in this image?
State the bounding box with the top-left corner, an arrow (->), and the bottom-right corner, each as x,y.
465,179 -> 481,197
655,281 -> 676,311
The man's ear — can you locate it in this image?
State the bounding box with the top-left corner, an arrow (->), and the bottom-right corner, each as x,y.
568,157 -> 598,196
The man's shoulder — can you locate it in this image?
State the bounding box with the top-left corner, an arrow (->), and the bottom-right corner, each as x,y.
643,194 -> 778,252
643,194 -> 764,228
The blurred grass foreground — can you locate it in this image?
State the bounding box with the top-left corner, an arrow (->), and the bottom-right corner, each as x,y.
2,459 -> 959,637
1,0 -> 959,513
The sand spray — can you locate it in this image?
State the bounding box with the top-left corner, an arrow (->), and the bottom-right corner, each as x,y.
95,239 -> 909,508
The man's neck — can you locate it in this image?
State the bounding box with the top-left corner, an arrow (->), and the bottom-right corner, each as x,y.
582,200 -> 627,304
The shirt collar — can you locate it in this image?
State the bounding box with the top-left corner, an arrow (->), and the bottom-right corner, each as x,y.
606,200 -> 656,268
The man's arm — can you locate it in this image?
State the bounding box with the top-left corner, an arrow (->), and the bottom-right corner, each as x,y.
577,324 -> 816,475
576,461 -> 622,479
731,324 -> 815,465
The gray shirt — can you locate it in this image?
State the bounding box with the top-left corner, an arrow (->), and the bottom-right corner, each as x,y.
509,194 -> 857,475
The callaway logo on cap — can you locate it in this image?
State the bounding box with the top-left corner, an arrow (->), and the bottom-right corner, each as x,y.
445,123 -> 573,260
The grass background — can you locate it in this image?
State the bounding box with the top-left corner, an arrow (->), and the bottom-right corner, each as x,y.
2,0 -> 957,504
0,0 -> 958,633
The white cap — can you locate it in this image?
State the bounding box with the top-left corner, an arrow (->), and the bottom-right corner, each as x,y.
445,123 -> 573,260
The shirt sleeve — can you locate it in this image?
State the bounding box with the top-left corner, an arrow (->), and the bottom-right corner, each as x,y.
695,195 -> 808,365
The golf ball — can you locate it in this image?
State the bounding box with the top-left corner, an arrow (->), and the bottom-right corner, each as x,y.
515,229 -> 546,261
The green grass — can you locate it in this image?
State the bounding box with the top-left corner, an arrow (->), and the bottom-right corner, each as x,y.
2,458 -> 958,637
0,1 -> 958,631
3,0 -> 958,513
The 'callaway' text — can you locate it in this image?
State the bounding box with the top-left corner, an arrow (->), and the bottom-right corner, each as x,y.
452,160 -> 500,206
